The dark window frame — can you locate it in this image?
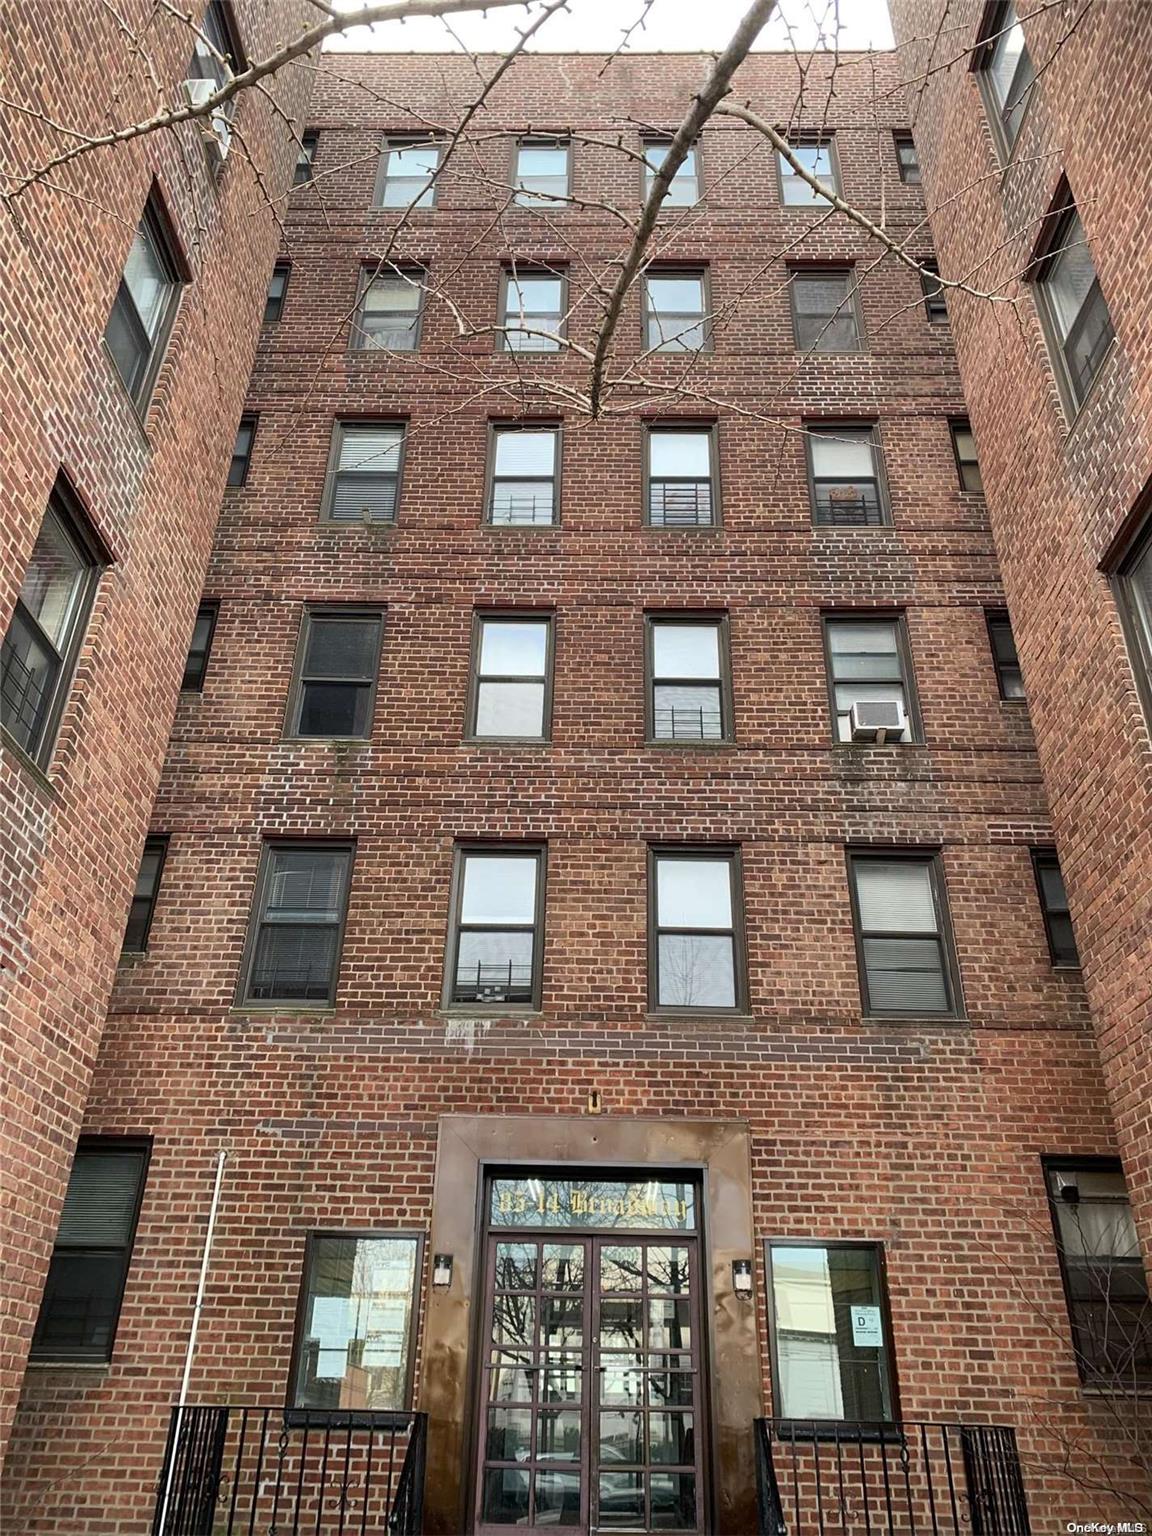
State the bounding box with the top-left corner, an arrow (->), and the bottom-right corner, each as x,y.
893,133 -> 920,184
774,135 -> 843,207
121,834 -> 169,954
644,611 -> 734,745
1042,1155 -> 1152,1392
764,1237 -> 902,1432
286,1227 -> 425,1422
643,420 -> 721,529
846,848 -> 962,1019
985,608 -> 1025,701
228,413 -> 258,487
372,136 -> 443,209
643,265 -> 713,354
181,600 -> 219,692
1110,499 -> 1152,727
805,420 -> 890,528
264,261 -> 291,325
236,839 -> 355,1009
788,265 -> 864,353
972,0 -> 1037,162
320,419 -> 407,526
284,606 -> 385,741
511,135 -> 573,208
1,476 -> 107,769
351,264 -> 426,353
293,128 -> 319,186
949,418 -> 982,494
920,259 -> 948,324
465,610 -> 556,743
443,842 -> 548,1012
1031,848 -> 1080,969
1029,186 -> 1116,417
497,265 -> 568,353
484,421 -> 563,528
104,186 -> 187,412
822,612 -> 922,745
29,1136 -> 152,1364
186,0 -> 246,172
641,137 -> 702,207
647,844 -> 748,1016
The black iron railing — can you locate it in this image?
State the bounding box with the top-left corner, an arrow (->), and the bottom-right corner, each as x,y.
754,1419 -> 1030,1535
649,480 -> 714,526
453,961 -> 534,1004
813,480 -> 884,526
151,1405 -> 427,1536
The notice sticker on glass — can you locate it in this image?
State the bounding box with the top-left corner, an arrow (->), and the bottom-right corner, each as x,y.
851,1305 -> 883,1348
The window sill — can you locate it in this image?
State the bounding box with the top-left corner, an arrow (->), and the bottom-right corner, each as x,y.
439,1006 -> 543,1019
279,736 -> 374,746
645,739 -> 735,750
645,1012 -> 756,1024
118,950 -> 147,963
229,1004 -> 338,1017
861,1013 -> 968,1025
642,523 -> 723,533
462,737 -> 551,747
1050,964 -> 1083,975
482,522 -> 561,532
25,1359 -> 111,1372
1,726 -> 60,801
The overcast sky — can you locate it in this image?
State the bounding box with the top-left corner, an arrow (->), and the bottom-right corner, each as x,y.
325,0 -> 896,54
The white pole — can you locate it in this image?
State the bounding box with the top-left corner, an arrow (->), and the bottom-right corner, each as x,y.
155,1148 -> 229,1536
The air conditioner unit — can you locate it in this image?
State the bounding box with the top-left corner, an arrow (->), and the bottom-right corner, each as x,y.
182,77 -> 232,161
850,700 -> 907,743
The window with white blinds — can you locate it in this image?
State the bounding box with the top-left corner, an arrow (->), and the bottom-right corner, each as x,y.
848,853 -> 958,1015
31,1141 -> 149,1361
324,423 -> 405,524
488,427 -> 559,525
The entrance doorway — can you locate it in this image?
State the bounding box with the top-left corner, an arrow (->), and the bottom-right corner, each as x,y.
472,1174 -> 707,1534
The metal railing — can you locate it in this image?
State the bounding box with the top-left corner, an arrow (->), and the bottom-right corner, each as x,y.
755,1419 -> 1030,1535
813,481 -> 884,527
453,961 -> 534,1004
489,490 -> 556,525
152,1405 -> 427,1536
649,480 -> 714,526
653,707 -> 724,741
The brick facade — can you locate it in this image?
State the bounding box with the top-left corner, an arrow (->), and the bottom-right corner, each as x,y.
2,36 -> 1148,1536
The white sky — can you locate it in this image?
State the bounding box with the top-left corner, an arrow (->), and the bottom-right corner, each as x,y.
325,0 -> 895,54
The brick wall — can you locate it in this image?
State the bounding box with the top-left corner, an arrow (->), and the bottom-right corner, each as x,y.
0,0 -> 312,1468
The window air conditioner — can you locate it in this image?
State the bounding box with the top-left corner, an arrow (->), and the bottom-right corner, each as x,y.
850,700 -> 907,743
182,78 -> 232,161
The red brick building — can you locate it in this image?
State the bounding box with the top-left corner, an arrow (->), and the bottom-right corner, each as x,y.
3,30 -> 1150,1536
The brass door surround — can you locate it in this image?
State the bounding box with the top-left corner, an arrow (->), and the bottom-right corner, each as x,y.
419,1115 -> 761,1534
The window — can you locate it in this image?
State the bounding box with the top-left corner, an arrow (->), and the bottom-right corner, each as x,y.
2,482 -> 104,765
807,424 -> 886,527
104,192 -> 184,407
1032,849 -> 1080,967
500,270 -> 565,352
468,614 -> 553,741
374,138 -> 441,208
986,610 -> 1024,699
513,138 -> 570,206
293,129 -> 318,185
239,843 -> 353,1005
286,609 -> 384,739
643,140 -> 699,205
790,269 -> 861,351
352,268 -> 423,351
649,848 -> 745,1013
975,1 -> 1036,156
186,0 -> 242,159
228,413 -> 257,487
646,615 -> 731,742
645,425 -> 717,528
644,270 -> 709,352
950,419 -> 982,493
920,260 -> 947,324
122,836 -> 168,953
824,616 -> 916,743
30,1139 -> 149,1363
777,139 -> 839,205
766,1242 -> 896,1423
894,133 -> 920,184
1033,200 -> 1115,410
322,422 -> 405,524
181,601 -> 219,691
264,261 -> 290,324
291,1232 -> 422,1412
1044,1160 -> 1152,1388
848,851 -> 958,1016
487,425 -> 559,526
446,846 -> 545,1008
1115,513 -> 1152,717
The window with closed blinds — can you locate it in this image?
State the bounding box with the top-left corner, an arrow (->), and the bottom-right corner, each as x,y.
31,1141 -> 150,1361
353,271 -> 422,351
324,423 -> 404,524
807,425 -> 886,526
790,269 -> 861,352
848,853 -> 957,1016
1031,850 -> 1080,967
488,427 -> 559,525
287,609 -> 384,739
240,844 -> 354,1005
646,427 -> 717,527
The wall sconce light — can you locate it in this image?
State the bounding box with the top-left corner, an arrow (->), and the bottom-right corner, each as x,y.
731,1259 -> 753,1297
433,1253 -> 454,1289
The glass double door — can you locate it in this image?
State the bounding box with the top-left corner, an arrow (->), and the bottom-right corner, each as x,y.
475,1233 -> 705,1533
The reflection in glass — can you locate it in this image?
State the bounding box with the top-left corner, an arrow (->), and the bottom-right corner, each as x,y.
487,1407 -> 532,1461
648,1247 -> 690,1294
482,1467 -> 529,1525
648,1298 -> 692,1351
542,1295 -> 582,1349
542,1244 -> 584,1290
651,1472 -> 696,1529
489,1352 -> 534,1403
535,1470 -> 581,1526
648,1369 -> 693,1407
650,1412 -> 694,1464
600,1297 -> 643,1349
538,1409 -> 582,1461
600,1410 -> 644,1464
543,1359 -> 583,1402
601,1246 -> 643,1292
601,1363 -> 644,1405
492,1293 -> 535,1348
495,1242 -> 537,1291
599,1471 -> 644,1529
